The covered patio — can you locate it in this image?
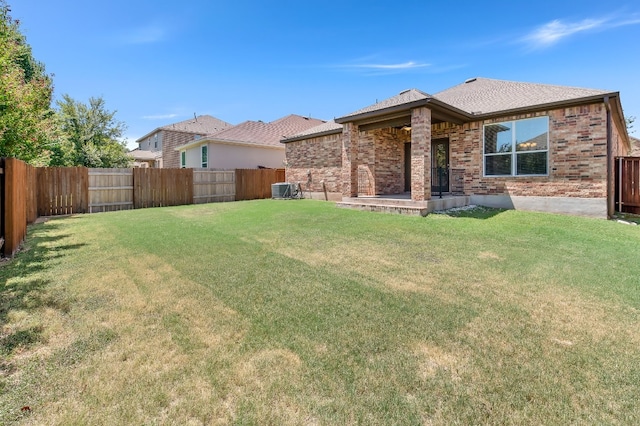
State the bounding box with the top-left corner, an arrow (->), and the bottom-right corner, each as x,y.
334,89 -> 470,211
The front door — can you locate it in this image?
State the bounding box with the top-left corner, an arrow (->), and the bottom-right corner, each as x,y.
431,139 -> 450,194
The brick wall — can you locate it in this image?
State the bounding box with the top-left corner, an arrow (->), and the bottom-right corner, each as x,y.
284,102 -> 614,201
285,133 -> 342,192
162,130 -> 205,169
432,103 -> 609,198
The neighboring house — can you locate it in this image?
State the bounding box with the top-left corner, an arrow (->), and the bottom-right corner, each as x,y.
282,77 -> 630,218
631,136 -> 640,156
176,114 -> 325,169
136,115 -> 233,168
128,148 -> 163,168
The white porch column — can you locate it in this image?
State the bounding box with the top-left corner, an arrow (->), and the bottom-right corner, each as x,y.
411,107 -> 432,201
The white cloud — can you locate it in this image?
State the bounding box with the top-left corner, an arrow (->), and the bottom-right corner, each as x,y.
522,14 -> 640,49
351,61 -> 430,70
142,113 -> 179,120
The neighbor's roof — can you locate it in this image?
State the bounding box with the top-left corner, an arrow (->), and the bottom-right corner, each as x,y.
136,115 -> 233,143
434,77 -> 611,115
630,136 -> 640,156
175,114 -> 325,151
281,120 -> 343,143
335,77 -> 617,124
128,149 -> 162,161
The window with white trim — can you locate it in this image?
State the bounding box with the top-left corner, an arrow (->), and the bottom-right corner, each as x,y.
201,145 -> 208,168
180,151 -> 186,168
483,116 -> 549,176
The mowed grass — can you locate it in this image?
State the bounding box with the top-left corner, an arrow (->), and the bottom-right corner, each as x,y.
1,199 -> 639,425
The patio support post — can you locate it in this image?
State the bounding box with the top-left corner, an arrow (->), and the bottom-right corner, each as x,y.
411,106 -> 432,201
342,122 -> 359,197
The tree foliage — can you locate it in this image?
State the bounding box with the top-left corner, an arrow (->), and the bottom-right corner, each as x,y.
0,0 -> 57,164
626,116 -> 635,135
52,94 -> 131,168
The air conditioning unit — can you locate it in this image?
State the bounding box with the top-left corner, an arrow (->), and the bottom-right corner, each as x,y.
272,182 -> 293,199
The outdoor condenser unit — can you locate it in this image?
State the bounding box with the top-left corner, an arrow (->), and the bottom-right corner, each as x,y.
271,182 -> 293,199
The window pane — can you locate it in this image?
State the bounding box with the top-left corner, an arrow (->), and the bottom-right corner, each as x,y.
201,146 -> 207,163
485,154 -> 511,175
484,123 -> 513,154
516,152 -> 547,175
516,117 -> 548,152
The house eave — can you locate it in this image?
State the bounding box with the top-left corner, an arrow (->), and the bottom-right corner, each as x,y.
335,98 -> 471,126
175,137 -> 284,151
471,93 -> 620,121
281,128 -> 343,143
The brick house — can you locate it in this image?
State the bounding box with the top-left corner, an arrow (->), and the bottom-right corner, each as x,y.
282,78 -> 631,218
136,115 -> 233,168
176,114 -> 325,169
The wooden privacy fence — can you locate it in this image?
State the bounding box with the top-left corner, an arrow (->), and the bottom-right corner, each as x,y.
1,161 -> 284,256
616,157 -> 640,214
89,168 -> 133,213
1,158 -> 34,256
134,168 -> 193,209
236,168 -> 285,201
37,167 -> 89,216
194,169 -> 235,204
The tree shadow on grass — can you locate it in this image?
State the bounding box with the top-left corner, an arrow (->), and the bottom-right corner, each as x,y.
0,222 -> 85,356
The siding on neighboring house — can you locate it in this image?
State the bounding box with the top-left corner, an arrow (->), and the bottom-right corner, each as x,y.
163,130 -> 205,169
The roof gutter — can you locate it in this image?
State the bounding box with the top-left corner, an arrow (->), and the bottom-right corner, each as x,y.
335,98 -> 472,125
470,93 -> 620,121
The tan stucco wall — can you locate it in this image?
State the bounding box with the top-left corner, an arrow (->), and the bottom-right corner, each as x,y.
184,142 -> 285,169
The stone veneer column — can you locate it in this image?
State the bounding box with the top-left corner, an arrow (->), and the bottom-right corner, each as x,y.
341,122 -> 359,197
411,107 -> 432,201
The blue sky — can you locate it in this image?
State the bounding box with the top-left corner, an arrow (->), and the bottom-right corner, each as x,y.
11,0 -> 640,149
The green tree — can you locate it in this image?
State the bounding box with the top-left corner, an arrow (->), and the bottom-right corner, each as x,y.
626,116 -> 635,135
52,94 -> 131,168
0,1 -> 57,164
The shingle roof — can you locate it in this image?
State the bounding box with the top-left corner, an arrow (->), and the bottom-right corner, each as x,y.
282,120 -> 343,143
201,114 -> 326,148
160,114 -> 233,134
136,115 -> 233,143
128,149 -> 162,161
336,78 -> 615,124
433,77 -> 611,115
338,89 -> 432,120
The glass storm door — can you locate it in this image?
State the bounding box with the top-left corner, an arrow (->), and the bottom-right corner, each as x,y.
431,139 -> 450,194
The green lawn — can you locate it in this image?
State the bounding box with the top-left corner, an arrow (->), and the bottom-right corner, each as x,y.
1,200 -> 639,425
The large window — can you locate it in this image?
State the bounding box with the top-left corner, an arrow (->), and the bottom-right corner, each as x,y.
180,151 -> 186,168
483,116 -> 548,176
201,145 -> 208,168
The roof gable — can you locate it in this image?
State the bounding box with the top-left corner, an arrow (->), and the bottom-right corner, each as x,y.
338,89 -> 432,121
